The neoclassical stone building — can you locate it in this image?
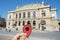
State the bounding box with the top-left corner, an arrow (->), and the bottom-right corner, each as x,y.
6,1 -> 59,31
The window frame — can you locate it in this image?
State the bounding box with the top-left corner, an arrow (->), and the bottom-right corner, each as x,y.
19,21 -> 21,26
23,21 -> 25,26
19,13 -> 21,18
23,12 -> 25,18
28,12 -> 30,18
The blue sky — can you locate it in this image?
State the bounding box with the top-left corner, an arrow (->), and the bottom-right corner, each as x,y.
0,0 -> 60,20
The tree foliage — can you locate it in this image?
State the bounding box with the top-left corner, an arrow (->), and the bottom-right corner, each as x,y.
0,17 -> 6,28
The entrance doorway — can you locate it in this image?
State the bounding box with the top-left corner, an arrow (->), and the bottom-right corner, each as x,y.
39,20 -> 46,31
41,25 -> 46,31
39,24 -> 46,31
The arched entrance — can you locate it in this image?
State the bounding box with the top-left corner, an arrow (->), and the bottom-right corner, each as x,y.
39,20 -> 46,31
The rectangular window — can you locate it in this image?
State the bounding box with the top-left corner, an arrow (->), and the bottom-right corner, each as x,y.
23,21 -> 25,26
28,12 -> 30,18
23,12 -> 25,18
19,21 -> 21,26
8,22 -> 10,25
9,15 -> 11,19
44,12 -> 46,16
19,13 -> 21,18
15,21 -> 17,26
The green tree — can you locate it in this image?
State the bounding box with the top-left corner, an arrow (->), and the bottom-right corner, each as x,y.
0,17 -> 6,28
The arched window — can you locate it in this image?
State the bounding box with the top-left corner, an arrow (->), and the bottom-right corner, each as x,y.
19,13 -> 21,18
19,21 -> 21,26
27,21 -> 31,25
23,21 -> 25,26
33,21 -> 36,26
23,12 -> 25,18
33,11 -> 36,18
28,12 -> 30,18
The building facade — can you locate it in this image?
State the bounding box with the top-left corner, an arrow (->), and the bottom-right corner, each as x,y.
6,1 -> 59,32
